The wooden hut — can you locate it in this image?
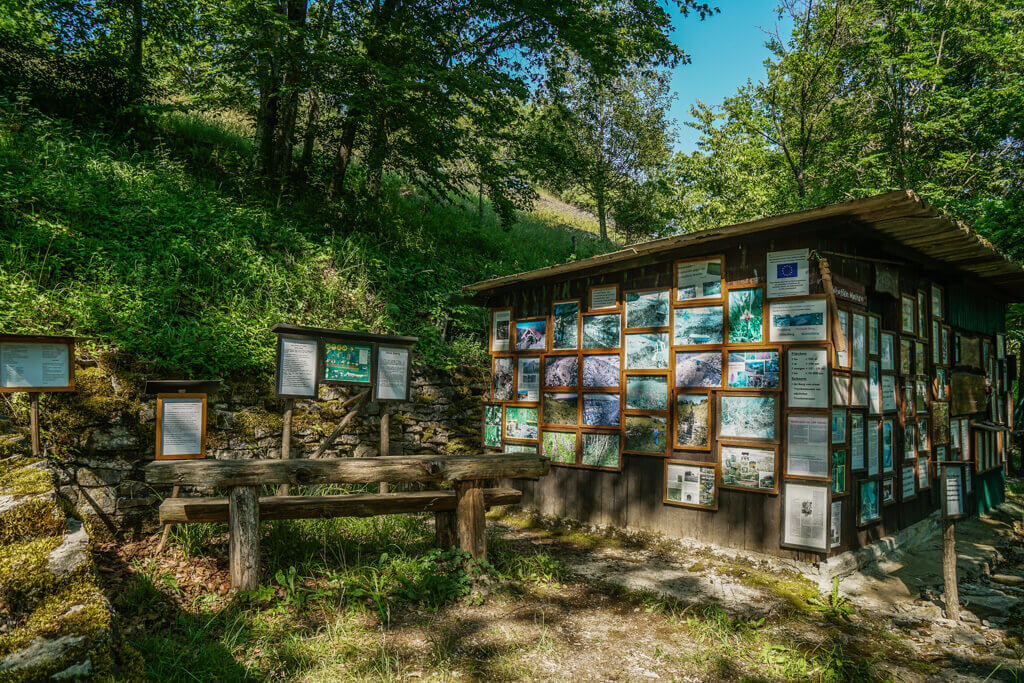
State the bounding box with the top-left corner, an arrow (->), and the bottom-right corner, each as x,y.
465,190 -> 1022,561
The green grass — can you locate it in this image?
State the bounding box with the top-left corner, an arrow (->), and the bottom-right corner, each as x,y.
0,105 -> 616,376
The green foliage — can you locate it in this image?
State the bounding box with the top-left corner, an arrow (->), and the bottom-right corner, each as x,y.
809,576 -> 856,622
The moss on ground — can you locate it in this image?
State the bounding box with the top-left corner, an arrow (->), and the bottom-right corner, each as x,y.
0,458 -> 52,496
0,496 -> 65,545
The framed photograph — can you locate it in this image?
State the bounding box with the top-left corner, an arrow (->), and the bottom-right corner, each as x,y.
868,361 -> 881,414
490,308 -> 512,353
881,419 -> 894,473
786,345 -> 828,409
904,423 -> 917,459
665,460 -> 718,510
674,391 -> 711,450
582,313 -> 621,350
276,335 -> 319,399
675,255 -> 724,302
675,350 -> 723,388
850,412 -> 865,470
833,309 -> 850,369
717,393 -> 779,443
672,304 -> 724,346
492,356 -> 514,401
768,297 -> 828,342
900,294 -> 916,335
551,300 -> 581,350
867,418 -> 880,476
582,353 -> 620,387
996,333 -> 1006,360
155,394 -> 207,460
831,499 -> 843,549
933,402 -> 950,444
831,408 -> 847,444
321,341 -> 373,386
625,289 -> 670,329
625,332 -> 669,370
786,413 -> 830,479
588,283 -> 620,311
504,443 -> 538,454
542,392 -> 578,426
719,443 -> 778,493
725,349 -> 780,391
941,326 -> 951,365
858,479 -> 881,526
0,335 -> 76,393
542,429 -> 579,465
832,373 -> 850,406
515,318 -> 548,352
726,286 -> 765,344
880,332 -> 895,371
782,481 -> 830,553
931,321 -> 940,365
544,355 -> 579,388
851,313 -> 867,373
915,340 -> 926,376
623,414 -> 669,455
515,357 -> 540,401
832,448 -> 847,495
916,378 -> 928,413
625,375 -> 669,411
582,392 -> 620,427
504,406 -> 538,441
918,456 -> 931,490
482,403 -> 503,448
935,366 -> 949,400
581,431 -> 621,470
882,477 -> 896,505
849,376 -> 868,407
931,284 -> 944,320
899,337 -> 913,375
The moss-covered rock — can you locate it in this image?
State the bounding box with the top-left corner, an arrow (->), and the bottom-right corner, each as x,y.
0,458 -> 52,496
0,494 -> 65,545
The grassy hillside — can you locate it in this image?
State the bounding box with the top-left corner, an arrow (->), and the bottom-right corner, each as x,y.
0,107 -> 613,376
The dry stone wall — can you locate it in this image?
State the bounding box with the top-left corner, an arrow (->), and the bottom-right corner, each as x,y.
0,355 -> 488,537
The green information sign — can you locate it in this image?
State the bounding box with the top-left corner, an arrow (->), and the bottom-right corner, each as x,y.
323,342 -> 372,383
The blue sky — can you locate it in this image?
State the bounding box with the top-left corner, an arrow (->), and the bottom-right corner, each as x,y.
667,1 -> 793,153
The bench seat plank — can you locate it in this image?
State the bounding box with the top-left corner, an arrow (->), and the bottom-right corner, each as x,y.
160,487 -> 522,524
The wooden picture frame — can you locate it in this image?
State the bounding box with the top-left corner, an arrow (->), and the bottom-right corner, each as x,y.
785,343 -> 830,410
716,391 -> 781,445
513,316 -> 550,354
916,289 -> 928,340
664,459 -> 719,510
900,293 -> 916,336
491,355 -> 515,402
588,283 -> 621,312
857,477 -> 883,527
785,411 -> 831,481
724,284 -> 767,346
718,441 -> 779,494
581,312 -> 623,351
578,429 -> 624,471
832,308 -> 851,370
482,402 -> 504,449
155,393 -> 208,460
541,390 -> 581,429
767,295 -> 829,343
931,283 -> 944,321
781,480 -> 831,553
319,339 -> 375,387
540,427 -> 580,467
831,447 -> 848,497
724,346 -> 782,392
373,344 -> 413,402
503,404 -> 540,444
674,254 -> 725,303
673,388 -> 712,451
543,352 -> 581,391
673,347 -> 724,390
0,335 -> 76,393
866,313 -> 881,358
275,333 -> 320,399
550,299 -> 582,351
622,412 -> 671,457
489,308 -> 513,353
623,287 -> 671,331
671,301 -> 725,347
580,390 -> 621,429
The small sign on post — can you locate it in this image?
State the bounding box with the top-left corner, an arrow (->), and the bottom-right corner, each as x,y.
0,334 -> 77,456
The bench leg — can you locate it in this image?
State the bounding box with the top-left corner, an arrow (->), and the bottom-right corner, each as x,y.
455,479 -> 486,562
435,510 -> 456,549
229,485 -> 260,592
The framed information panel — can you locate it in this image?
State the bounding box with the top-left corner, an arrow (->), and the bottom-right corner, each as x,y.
0,335 -> 75,393
321,341 -> 374,386
374,345 -> 412,401
156,393 -> 207,460
781,481 -> 830,553
276,335 -> 319,398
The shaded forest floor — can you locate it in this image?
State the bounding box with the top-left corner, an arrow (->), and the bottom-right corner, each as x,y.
92,486 -> 1024,681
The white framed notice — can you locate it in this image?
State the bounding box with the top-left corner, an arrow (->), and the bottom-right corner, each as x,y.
375,345 -> 411,401
880,374 -> 897,412
867,418 -> 880,476
835,310 -> 850,368
901,464 -> 917,500
786,346 -> 828,408
782,481 -> 829,553
589,285 -> 619,310
156,394 -> 206,460
516,356 -> 540,402
851,313 -> 867,373
767,249 -> 810,298
850,412 -> 865,470
830,500 -> 843,549
490,309 -> 511,352
832,374 -> 849,406
769,298 -> 828,342
868,361 -> 881,414
880,332 -> 895,371
786,414 -> 829,479
0,338 -> 74,393
850,376 -> 868,407
942,465 -> 967,519
675,257 -> 724,302
276,336 -> 319,398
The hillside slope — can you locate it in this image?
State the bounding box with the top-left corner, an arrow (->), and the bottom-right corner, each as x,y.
0,109 -> 615,376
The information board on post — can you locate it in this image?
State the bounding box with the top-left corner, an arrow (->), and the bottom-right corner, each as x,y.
156,394 -> 207,459
375,345 -> 411,401
276,336 -> 319,398
0,335 -> 75,393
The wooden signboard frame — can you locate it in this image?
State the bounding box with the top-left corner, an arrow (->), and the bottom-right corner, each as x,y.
0,334 -> 76,394
724,283 -> 767,347
587,283 -> 621,312
723,345 -> 782,393
155,393 -> 208,460
780,479 -> 831,554
718,441 -> 780,495
672,388 -> 713,452
550,299 -> 582,351
673,254 -> 725,304
664,458 -> 719,511
623,287 -> 671,332
481,402 -> 503,450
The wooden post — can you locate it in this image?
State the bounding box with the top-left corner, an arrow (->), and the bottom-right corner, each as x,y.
279,398 -> 295,496
379,407 -> 390,494
156,387 -> 188,554
455,479 -> 486,561
29,392 -> 40,456
942,517 -> 960,620
435,510 -> 456,549
229,485 -> 260,592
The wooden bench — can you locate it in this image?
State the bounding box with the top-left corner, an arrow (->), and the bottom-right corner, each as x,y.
145,454 -> 549,591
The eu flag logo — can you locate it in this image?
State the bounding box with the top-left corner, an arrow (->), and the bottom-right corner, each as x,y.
777,263 -> 798,279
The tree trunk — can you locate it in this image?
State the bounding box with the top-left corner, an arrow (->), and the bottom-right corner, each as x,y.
297,91 -> 320,177
942,517 -> 960,620
595,178 -> 607,241
328,112 -> 360,198
128,0 -> 144,104
272,0 -> 308,187
364,115 -> 388,198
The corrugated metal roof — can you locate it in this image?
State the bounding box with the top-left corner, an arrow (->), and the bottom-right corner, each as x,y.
464,190 -> 1024,301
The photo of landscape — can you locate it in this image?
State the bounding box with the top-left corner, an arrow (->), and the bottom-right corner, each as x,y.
582,354 -> 620,387
552,301 -> 579,349
675,393 -> 710,449
675,351 -> 722,388
728,288 -> 763,343
504,406 -> 538,440
544,355 -> 579,387
582,393 -> 620,426
483,404 -> 501,446
493,357 -> 513,400
726,351 -> 779,389
673,305 -> 723,345
624,414 -> 667,453
515,319 -> 547,351
719,395 -> 777,441
721,445 -> 775,490
625,375 -> 668,410
625,332 -> 669,369
582,313 -> 621,349
543,392 -> 579,425
543,430 -> 577,464
581,433 -> 620,468
625,289 -> 669,329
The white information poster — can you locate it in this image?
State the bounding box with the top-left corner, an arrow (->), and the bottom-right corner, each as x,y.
944,466 -> 965,517
783,481 -> 828,551
918,458 -> 930,489
867,418 -> 880,476
901,464 -> 916,499
850,412 -> 865,470
835,310 -> 850,367
491,310 -> 510,352
769,299 -> 828,342
0,342 -> 70,389
852,313 -> 867,373
830,500 -> 842,549
516,357 -> 540,401
868,362 -> 881,414
880,374 -> 897,412
767,248 -> 810,298
786,347 -> 828,408
832,374 -> 849,406
375,346 -> 410,400
675,259 -> 722,301
159,397 -> 204,457
278,337 -> 318,397
786,414 -> 829,478
590,285 -> 618,310
850,376 -> 868,407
